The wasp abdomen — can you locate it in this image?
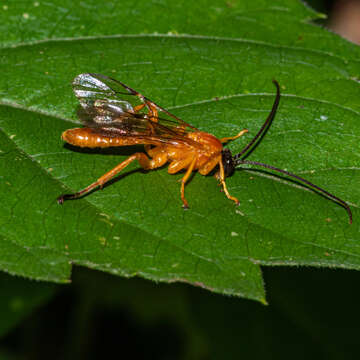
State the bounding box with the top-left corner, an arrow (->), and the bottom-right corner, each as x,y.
61,128 -> 145,148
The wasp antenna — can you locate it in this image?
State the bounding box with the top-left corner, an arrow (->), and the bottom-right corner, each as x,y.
235,159 -> 352,224
234,80 -> 280,160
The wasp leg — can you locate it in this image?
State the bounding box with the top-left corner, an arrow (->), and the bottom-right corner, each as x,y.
133,103 -> 157,134
144,101 -> 158,122
141,102 -> 158,134
133,103 -> 146,112
133,93 -> 159,122
57,152 -> 166,203
220,129 -> 248,144
219,160 -> 240,205
180,157 -> 197,209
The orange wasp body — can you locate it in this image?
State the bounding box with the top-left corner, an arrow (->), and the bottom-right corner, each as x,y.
58,73 -> 352,223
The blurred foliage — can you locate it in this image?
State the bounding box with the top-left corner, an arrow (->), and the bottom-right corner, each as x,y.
2,267 -> 360,359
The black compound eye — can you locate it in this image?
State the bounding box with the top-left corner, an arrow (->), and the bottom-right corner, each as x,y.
222,149 -> 235,177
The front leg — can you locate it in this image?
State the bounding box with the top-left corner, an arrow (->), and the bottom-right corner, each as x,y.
218,160 -> 240,205
219,129 -> 248,144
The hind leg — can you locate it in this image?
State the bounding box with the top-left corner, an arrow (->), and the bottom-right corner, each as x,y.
58,152 -> 167,203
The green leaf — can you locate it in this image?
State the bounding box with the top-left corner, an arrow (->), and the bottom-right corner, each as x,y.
0,0 -> 359,302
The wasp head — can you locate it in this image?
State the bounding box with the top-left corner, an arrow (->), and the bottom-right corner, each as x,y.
221,148 -> 235,177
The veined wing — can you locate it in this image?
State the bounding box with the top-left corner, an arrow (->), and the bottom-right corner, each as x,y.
72,73 -> 201,147
73,73 -> 197,129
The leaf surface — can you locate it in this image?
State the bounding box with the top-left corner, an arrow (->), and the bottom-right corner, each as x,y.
0,0 -> 360,302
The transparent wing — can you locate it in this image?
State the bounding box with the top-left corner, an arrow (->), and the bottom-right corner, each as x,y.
73,73 -> 196,127
73,73 -> 136,122
72,73 -> 200,147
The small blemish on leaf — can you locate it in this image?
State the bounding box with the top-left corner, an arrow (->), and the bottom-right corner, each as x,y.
23,13 -> 30,19
315,115 -> 328,122
324,252 -> 331,256
9,134 -> 16,140
100,218 -> 114,227
325,218 -> 332,223
231,231 -> 238,237
99,236 -> 107,246
235,209 -> 244,216
99,213 -> 113,226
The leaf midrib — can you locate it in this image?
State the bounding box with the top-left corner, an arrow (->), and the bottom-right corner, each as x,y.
2,33 -> 359,66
